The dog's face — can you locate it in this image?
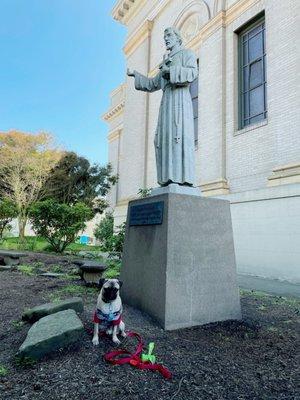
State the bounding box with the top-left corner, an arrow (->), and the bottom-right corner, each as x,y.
98,278 -> 123,303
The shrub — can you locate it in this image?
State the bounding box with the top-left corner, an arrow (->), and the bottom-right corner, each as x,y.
29,200 -> 93,253
0,199 -> 18,240
94,213 -> 125,253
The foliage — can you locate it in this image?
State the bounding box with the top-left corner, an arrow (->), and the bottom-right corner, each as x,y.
103,260 -> 121,279
29,200 -> 93,253
0,365 -> 8,376
94,213 -> 126,253
0,236 -> 103,253
138,188 -> 152,198
42,152 -> 117,213
0,131 -> 63,239
0,199 -> 18,240
15,356 -> 36,367
94,212 -> 114,250
48,284 -> 98,302
18,265 -> 35,276
11,320 -> 25,330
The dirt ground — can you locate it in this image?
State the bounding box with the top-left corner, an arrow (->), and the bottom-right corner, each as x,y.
0,261 -> 299,400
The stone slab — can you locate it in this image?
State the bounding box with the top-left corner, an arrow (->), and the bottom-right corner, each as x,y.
0,250 -> 26,258
121,193 -> 242,330
0,265 -> 13,271
18,309 -> 84,360
151,183 -> 201,197
22,297 -> 84,322
39,272 -> 65,278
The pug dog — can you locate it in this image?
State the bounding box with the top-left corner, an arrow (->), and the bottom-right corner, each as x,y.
92,278 -> 126,346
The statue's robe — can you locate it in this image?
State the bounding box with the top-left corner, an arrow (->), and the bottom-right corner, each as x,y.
134,46 -> 198,186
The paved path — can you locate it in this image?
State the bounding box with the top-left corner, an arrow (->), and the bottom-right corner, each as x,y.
238,274 -> 300,298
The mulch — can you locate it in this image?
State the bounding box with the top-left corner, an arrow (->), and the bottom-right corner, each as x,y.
0,267 -> 299,400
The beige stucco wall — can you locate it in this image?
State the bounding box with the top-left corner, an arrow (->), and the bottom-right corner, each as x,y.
104,0 -> 300,281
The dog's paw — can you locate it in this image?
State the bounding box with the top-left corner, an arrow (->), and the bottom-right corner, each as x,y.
92,337 -> 99,346
112,337 -> 121,345
121,331 -> 127,338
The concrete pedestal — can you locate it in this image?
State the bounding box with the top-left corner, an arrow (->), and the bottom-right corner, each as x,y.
121,193 -> 242,330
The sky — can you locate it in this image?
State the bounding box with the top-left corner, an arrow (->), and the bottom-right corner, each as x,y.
0,0 -> 126,165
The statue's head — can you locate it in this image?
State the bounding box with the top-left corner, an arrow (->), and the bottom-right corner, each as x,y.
164,27 -> 183,51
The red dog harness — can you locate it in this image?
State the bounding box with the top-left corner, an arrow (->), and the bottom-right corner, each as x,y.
93,308 -> 122,327
104,331 -> 172,380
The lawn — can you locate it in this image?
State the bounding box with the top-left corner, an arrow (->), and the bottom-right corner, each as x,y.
0,236 -> 103,253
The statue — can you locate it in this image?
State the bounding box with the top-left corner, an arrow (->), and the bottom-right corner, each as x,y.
127,27 -> 198,187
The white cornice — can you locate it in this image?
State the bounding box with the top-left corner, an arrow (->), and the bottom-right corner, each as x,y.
102,101 -> 125,122
112,0 -> 148,26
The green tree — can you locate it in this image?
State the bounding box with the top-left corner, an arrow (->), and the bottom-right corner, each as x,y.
0,200 -> 18,240
29,200 -> 93,253
42,152 -> 117,213
0,131 -> 63,239
94,212 -> 125,253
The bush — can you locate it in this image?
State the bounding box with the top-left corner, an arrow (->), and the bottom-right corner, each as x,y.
0,199 -> 18,240
94,212 -> 125,253
29,200 -> 93,253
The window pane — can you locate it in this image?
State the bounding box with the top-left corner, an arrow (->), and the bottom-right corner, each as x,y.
243,67 -> 249,91
249,31 -> 263,61
249,85 -> 264,116
248,24 -> 262,39
243,93 -> 249,118
250,114 -> 264,124
243,42 -> 248,65
249,60 -> 263,89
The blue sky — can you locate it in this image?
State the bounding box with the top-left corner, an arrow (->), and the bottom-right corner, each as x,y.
0,0 -> 126,164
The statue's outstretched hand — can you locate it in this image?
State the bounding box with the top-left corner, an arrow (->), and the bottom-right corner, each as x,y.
127,68 -> 135,77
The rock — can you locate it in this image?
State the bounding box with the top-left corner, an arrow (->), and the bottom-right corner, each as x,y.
0,250 -> 25,266
79,261 -> 107,272
78,262 -> 107,285
0,266 -> 13,271
39,272 -> 65,278
17,309 -> 84,361
22,297 -> 84,322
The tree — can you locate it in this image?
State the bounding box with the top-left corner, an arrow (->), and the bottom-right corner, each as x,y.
94,213 -> 125,253
29,200 -> 93,253
0,131 -> 63,239
0,200 -> 18,240
42,152 -> 117,213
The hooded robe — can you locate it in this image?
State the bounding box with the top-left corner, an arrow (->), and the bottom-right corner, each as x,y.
134,46 -> 198,186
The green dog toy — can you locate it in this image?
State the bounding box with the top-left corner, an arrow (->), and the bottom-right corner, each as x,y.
141,342 -> 156,364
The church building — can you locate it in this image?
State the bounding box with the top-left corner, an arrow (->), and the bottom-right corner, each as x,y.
103,0 -> 300,284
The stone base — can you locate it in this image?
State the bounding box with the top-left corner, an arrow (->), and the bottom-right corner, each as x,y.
121,193 -> 242,330
151,183 -> 201,197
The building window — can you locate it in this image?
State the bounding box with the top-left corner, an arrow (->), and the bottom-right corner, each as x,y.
190,59 -> 199,146
239,16 -> 267,129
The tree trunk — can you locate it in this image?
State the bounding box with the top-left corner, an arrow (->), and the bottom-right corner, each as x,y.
18,216 -> 27,241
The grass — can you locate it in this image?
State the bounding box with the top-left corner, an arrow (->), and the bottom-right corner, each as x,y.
11,320 -> 25,330
240,289 -> 300,308
103,260 -> 121,279
18,265 -> 35,276
0,236 -> 103,254
48,284 -> 98,302
0,365 -> 8,376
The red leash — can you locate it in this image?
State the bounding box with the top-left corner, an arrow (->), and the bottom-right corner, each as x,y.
104,331 -> 172,379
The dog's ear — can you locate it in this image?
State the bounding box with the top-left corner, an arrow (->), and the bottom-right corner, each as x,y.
118,280 -> 123,288
98,278 -> 107,289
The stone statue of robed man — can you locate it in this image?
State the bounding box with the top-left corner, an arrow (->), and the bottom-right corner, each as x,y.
127,27 -> 198,187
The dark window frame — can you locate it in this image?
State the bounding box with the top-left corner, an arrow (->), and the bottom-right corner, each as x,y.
238,14 -> 267,130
